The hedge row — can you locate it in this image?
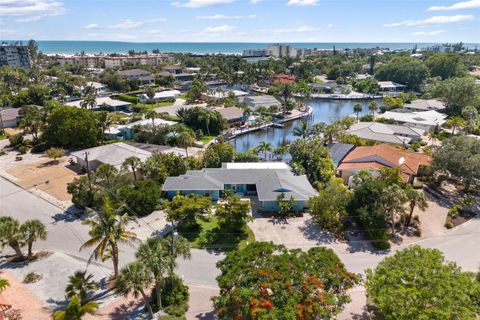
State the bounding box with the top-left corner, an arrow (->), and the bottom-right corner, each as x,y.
117,93 -> 139,103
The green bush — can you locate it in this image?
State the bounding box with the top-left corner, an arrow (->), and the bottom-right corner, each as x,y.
160,275 -> 189,316
448,204 -> 461,218
444,220 -> 453,229
18,145 -> 28,154
372,239 -> 391,250
117,93 -> 139,103
360,114 -> 374,122
8,134 -> 23,147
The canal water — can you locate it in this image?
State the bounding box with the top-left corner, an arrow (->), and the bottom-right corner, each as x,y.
232,99 -> 374,153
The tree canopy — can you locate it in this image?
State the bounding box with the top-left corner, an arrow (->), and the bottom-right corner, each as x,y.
375,57 -> 428,91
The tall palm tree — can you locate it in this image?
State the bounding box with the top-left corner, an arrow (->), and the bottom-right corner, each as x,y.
66,271 -> 98,305
135,237 -> 173,311
257,141 -> 273,159
292,119 -> 310,139
177,131 -> 195,157
53,295 -> 99,320
80,200 -> 138,281
122,156 -> 142,181
404,186 -> 428,227
175,107 -> 189,124
353,103 -> 363,122
368,100 -> 378,118
0,216 -> 25,259
145,110 -> 157,126
145,86 -> 156,103
273,145 -> 289,160
81,92 -> 97,110
199,109 -> 215,135
97,111 -> 114,141
445,116 -> 465,135
20,219 -> 47,259
322,123 -> 341,144
117,261 -> 154,318
160,235 -> 191,275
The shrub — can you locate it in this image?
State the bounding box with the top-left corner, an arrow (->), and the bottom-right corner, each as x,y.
359,114 -> 374,122
414,228 -> 422,237
23,272 -> 42,283
444,220 -> 453,229
373,239 -> 391,250
448,204 -> 461,218
8,134 -> 23,147
18,145 -> 28,154
160,276 -> 189,316
117,93 -> 139,103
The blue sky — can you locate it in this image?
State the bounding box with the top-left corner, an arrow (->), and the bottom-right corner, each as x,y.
1,0 -> 479,42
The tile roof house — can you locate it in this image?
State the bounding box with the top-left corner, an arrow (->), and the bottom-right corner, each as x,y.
214,107 -> 245,126
404,99 -> 445,112
272,73 -> 296,84
117,68 -> 154,84
240,95 -> 282,110
337,144 -> 431,184
327,143 -> 355,167
346,122 -> 425,145
163,162 -> 318,212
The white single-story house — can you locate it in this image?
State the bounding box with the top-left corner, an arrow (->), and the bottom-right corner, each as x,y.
240,95 -> 282,110
163,162 -> 317,212
83,81 -> 108,95
203,89 -> 248,101
346,122 -> 425,145
403,99 -> 445,112
65,96 -> 132,112
139,90 -> 181,103
378,81 -> 407,96
378,109 -> 447,131
104,117 -> 176,140
0,108 -> 22,128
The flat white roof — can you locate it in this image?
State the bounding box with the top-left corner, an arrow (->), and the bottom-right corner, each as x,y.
65,97 -> 131,108
378,110 -> 447,126
222,162 -> 290,170
141,90 -> 181,99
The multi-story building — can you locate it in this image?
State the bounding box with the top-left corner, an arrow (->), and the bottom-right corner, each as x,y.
242,49 -> 269,57
267,44 -> 296,58
54,53 -> 174,69
0,44 -> 31,68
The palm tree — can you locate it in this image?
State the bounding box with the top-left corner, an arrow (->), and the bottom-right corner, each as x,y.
53,295 -> 99,320
404,186 -> 428,227
0,216 -> 25,259
122,156 -> 142,181
322,123 -> 341,144
160,235 -> 191,275
94,163 -> 118,186
175,107 -> 190,125
257,141 -> 273,159
292,119 -> 310,139
445,116 -> 465,135
368,100 -> 378,118
135,237 -> 173,311
353,103 -> 363,122
81,92 -> 97,110
177,131 -> 195,157
116,261 -> 154,318
145,110 -> 157,126
66,271 -> 98,305
273,145 -> 289,160
20,219 -> 47,259
461,105 -> 478,134
80,200 -> 138,281
146,86 -> 156,103
97,111 -> 114,141
199,109 -> 215,135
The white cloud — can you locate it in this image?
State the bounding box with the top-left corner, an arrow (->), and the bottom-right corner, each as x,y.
84,23 -> 99,29
202,24 -> 236,33
412,30 -> 446,36
428,0 -> 480,11
147,18 -> 167,23
384,14 -> 474,27
286,0 -> 319,6
327,23 -> 333,28
265,25 -> 316,34
171,0 -> 233,8
250,0 -> 262,3
197,14 -> 255,20
0,0 -> 66,16
15,15 -> 42,22
110,19 -> 142,29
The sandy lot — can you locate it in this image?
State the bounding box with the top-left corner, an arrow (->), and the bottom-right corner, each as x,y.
6,156 -> 78,201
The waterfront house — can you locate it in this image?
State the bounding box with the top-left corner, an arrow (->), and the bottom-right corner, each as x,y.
240,95 -> 282,111
65,96 -> 132,112
337,144 -> 431,185
139,90 -> 181,103
272,73 -> 296,85
162,162 -> 317,212
346,122 -> 425,145
403,99 -> 446,112
202,89 -> 248,102
117,69 -> 154,85
378,81 -> 407,96
214,107 -> 246,127
104,117 -> 176,140
378,109 -> 447,132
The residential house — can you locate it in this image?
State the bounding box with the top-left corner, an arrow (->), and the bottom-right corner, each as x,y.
117,69 -> 154,85
65,96 -> 132,112
162,65 -> 183,74
378,109 -> 447,131
202,89 -> 248,101
83,81 -> 108,95
337,144 -> 431,185
214,107 -> 246,127
346,122 -> 425,145
327,143 -> 355,168
70,142 -> 187,171
0,108 -> 22,128
240,95 -> 282,111
104,117 -> 176,140
163,162 -> 317,212
403,99 -> 446,112
272,73 -> 296,85
378,81 -> 407,96
139,90 -> 181,103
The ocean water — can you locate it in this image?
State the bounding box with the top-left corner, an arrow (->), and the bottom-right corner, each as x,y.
23,41 -> 480,55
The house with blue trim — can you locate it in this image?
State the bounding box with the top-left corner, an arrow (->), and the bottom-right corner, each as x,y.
162,162 -> 317,212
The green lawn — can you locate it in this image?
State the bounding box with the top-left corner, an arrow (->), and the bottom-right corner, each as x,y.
178,216 -> 255,251
136,101 -> 175,112
198,135 -> 215,143
0,134 -> 5,141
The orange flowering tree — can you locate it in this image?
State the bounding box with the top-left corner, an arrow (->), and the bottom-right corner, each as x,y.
213,242 -> 359,320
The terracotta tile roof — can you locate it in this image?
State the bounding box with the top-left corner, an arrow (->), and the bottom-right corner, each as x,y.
340,144 -> 431,177
0,294 -> 12,312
